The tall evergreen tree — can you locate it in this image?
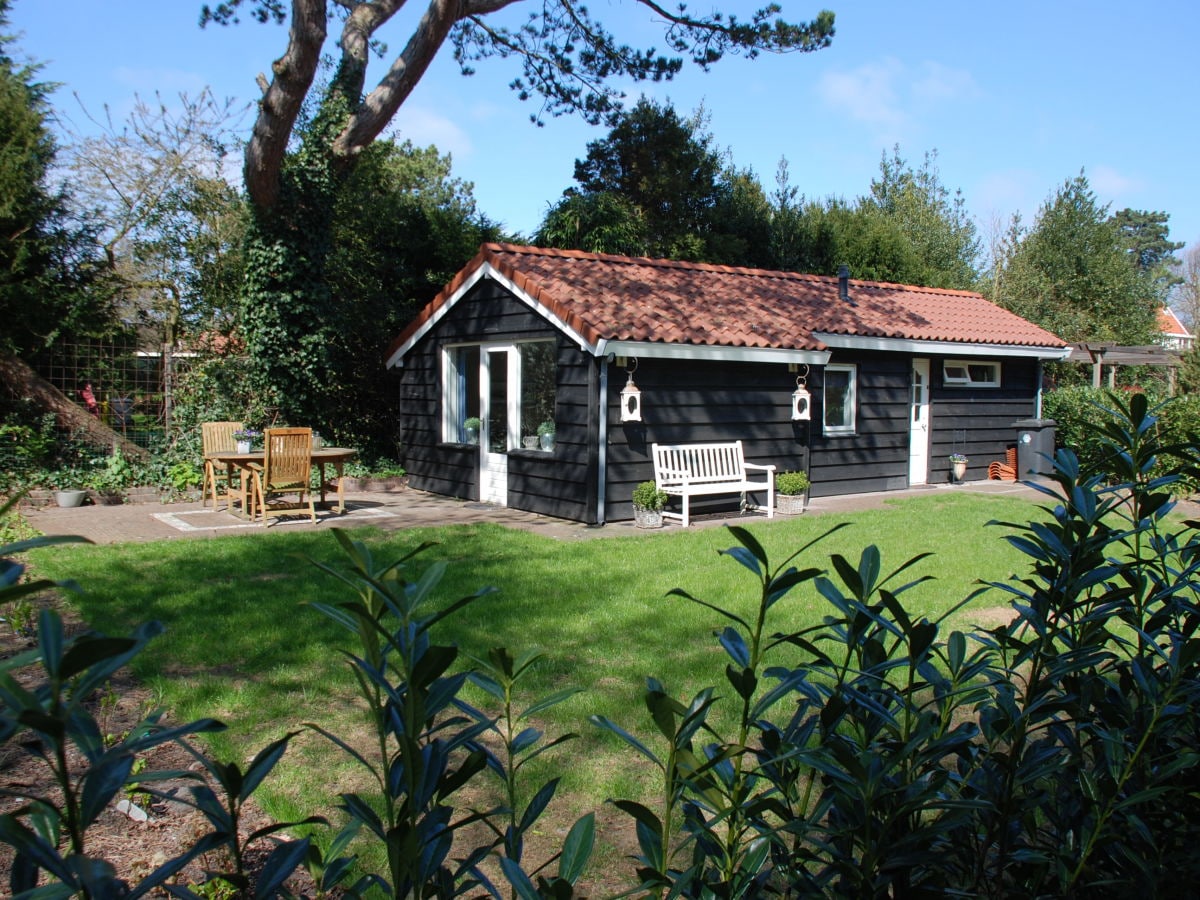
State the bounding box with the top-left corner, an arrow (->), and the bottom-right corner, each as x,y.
991,173 -> 1157,344
0,0 -> 109,357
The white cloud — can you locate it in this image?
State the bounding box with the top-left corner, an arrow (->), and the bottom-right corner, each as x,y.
911,61 -> 980,104
389,106 -> 474,159
817,59 -> 906,131
1088,164 -> 1143,202
817,58 -> 979,145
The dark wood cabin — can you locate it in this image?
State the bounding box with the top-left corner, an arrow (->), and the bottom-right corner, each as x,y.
386,244 -> 1068,524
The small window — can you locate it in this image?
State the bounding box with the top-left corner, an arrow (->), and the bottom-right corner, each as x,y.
823,364 -> 857,435
943,360 -> 1000,388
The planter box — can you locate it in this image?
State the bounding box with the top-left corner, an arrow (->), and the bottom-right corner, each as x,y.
87,490 -> 124,506
777,494 -> 807,515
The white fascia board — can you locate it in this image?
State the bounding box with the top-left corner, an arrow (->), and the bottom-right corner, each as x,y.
598,340 -> 831,365
812,332 -> 1072,360
385,263 -> 596,368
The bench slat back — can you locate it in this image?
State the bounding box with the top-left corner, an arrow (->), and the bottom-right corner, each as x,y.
653,441 -> 747,485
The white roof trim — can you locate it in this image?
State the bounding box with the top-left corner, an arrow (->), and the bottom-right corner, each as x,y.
385,263 -> 596,368
813,332 -> 1071,360
597,340 -> 831,365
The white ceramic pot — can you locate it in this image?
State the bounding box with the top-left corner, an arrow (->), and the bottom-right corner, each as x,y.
54,489 -> 87,508
237,440 -> 252,454
540,434 -> 555,451
952,461 -> 967,481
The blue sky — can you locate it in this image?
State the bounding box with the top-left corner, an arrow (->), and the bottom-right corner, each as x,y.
11,0 -> 1200,257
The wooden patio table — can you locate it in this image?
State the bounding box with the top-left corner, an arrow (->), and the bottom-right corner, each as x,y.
205,446 -> 358,520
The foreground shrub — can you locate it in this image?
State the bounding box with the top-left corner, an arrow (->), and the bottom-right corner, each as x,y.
5,390 -> 1200,897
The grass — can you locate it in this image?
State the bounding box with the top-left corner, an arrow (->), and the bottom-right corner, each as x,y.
26,490 -> 1048,863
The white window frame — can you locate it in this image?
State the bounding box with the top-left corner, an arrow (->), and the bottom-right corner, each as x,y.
823,364 -> 857,436
943,359 -> 1001,388
442,344 -> 478,443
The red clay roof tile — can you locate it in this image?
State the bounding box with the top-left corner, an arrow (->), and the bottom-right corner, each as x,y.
388,243 -> 1067,362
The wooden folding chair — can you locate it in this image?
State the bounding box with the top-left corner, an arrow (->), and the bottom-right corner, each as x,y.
201,421 -> 243,509
249,427 -> 316,527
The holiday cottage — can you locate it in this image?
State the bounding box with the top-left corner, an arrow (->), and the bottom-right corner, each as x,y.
385,243 -> 1069,524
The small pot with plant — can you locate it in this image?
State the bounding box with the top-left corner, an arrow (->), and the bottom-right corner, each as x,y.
538,420 -> 556,451
463,417 -> 481,445
776,470 -> 810,515
949,452 -> 968,482
233,427 -> 262,454
632,480 -> 669,528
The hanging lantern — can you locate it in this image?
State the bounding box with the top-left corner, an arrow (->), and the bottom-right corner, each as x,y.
791,369 -> 811,421
620,359 -> 642,422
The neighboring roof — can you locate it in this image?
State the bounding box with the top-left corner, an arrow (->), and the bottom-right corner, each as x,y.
1157,306 -> 1192,338
387,243 -> 1069,367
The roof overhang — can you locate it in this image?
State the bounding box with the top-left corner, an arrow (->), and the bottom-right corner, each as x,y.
386,263 -> 596,368
596,339 -> 830,366
813,333 -> 1071,360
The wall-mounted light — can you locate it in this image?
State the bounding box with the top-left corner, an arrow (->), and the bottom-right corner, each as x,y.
620,358 -> 642,422
791,366 -> 811,421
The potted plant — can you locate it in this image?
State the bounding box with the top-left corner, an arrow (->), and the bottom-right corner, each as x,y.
949,452 -> 968,482
776,470 -> 810,515
632,480 -> 668,528
537,420 -> 556,451
463,417 -> 481,445
233,427 -> 262,454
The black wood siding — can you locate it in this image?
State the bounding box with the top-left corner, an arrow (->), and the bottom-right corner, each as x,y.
396,280 -> 597,521
927,355 -> 1039,483
396,278 -> 1046,523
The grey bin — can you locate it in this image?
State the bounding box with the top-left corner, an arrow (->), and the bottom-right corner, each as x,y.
1012,418 -> 1057,477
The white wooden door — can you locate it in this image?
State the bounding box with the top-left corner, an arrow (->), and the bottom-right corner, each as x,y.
480,346 -> 519,505
908,358 -> 930,485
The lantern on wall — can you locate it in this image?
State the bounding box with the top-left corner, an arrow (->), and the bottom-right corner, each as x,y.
791,367 -> 812,421
620,358 -> 642,422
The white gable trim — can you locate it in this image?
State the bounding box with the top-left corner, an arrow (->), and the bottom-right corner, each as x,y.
385,263 -> 596,368
813,332 -> 1071,360
596,340 -> 831,366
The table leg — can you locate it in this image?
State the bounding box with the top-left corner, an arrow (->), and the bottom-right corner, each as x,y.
334,461 -> 346,513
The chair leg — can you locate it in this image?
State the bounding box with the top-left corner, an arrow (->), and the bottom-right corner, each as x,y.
202,462 -> 215,508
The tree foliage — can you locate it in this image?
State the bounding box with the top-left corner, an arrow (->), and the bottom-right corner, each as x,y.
762,150 -> 981,287
989,173 -> 1159,344
0,0 -> 112,357
62,90 -> 250,343
538,99 -> 771,263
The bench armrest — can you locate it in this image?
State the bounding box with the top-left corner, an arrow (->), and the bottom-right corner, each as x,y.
743,463 -> 777,473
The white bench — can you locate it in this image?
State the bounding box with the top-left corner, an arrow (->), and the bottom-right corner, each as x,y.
651,441 -> 776,528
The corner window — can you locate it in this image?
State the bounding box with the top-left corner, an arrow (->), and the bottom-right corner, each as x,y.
823,364 -> 857,435
943,360 -> 1000,388
519,341 -> 557,446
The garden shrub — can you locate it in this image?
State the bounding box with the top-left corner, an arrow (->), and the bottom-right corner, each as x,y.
5,391 -> 1200,897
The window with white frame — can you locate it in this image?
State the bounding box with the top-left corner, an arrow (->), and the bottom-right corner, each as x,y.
823,364 -> 857,435
443,345 -> 480,443
943,360 -> 1001,388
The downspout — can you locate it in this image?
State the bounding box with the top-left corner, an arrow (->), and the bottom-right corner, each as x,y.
1035,360 -> 1044,417
597,352 -> 609,525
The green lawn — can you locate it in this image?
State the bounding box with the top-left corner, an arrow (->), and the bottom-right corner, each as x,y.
27,490 -> 1045,836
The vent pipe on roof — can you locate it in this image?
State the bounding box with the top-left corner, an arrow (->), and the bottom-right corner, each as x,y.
837,264 -> 854,306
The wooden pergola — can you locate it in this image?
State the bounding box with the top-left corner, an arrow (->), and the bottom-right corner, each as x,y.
1066,343 -> 1182,394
